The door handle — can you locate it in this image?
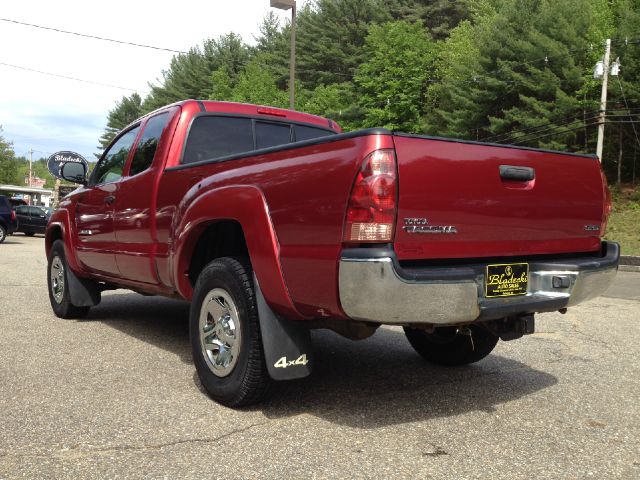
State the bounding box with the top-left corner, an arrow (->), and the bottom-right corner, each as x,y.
104,195 -> 116,205
499,165 -> 535,182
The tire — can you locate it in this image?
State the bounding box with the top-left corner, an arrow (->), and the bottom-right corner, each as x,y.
404,324 -> 498,366
25,232 -> 35,237
47,240 -> 90,319
0,225 -> 6,244
190,257 -> 271,407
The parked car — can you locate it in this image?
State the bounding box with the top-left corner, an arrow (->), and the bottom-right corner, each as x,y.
45,100 -> 619,407
15,205 -> 51,236
0,195 -> 18,243
9,198 -> 27,207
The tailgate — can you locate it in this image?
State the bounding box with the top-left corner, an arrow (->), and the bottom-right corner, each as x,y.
392,135 -> 605,260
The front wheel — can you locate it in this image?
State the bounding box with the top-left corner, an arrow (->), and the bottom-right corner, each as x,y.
190,257 -> 271,407
47,240 -> 90,319
404,325 -> 498,366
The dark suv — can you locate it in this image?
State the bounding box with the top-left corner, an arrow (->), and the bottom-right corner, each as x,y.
0,195 -> 18,243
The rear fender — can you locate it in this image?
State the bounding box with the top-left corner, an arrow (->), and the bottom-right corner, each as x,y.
173,185 -> 304,320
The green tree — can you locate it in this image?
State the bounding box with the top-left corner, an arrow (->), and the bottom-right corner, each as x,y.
355,21 -> 435,132
220,59 -> 289,108
429,0 -> 602,150
302,83 -> 362,130
385,0 -> 471,39
0,127 -> 19,185
209,66 -> 235,101
98,93 -> 143,153
295,0 -> 391,87
143,33 -> 251,112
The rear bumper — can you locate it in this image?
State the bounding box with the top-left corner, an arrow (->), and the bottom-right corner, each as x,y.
338,242 -> 619,325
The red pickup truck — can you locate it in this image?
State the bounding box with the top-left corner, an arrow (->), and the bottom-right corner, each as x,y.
46,100 -> 619,407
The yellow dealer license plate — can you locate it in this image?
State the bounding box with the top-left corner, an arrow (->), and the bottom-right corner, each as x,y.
485,263 -> 529,298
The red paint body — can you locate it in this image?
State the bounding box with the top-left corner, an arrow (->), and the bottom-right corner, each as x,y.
46,100 -> 610,321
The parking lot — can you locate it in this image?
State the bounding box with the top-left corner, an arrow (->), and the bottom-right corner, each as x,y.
1,235 -> 639,479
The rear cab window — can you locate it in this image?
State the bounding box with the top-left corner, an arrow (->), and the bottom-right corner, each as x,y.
181,115 -> 336,165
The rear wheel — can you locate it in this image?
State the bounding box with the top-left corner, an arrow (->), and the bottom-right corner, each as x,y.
47,240 -> 90,319
0,225 -> 6,243
190,257 -> 271,407
404,325 -> 498,366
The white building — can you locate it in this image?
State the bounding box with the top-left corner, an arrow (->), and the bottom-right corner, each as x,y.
0,184 -> 54,207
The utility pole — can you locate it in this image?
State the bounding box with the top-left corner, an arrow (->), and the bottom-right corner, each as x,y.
289,1 -> 296,110
596,39 -> 611,163
270,0 -> 296,109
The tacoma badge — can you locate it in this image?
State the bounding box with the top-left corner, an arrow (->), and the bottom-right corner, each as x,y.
402,218 -> 458,234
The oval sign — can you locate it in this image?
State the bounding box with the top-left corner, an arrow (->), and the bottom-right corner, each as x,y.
47,151 -> 89,179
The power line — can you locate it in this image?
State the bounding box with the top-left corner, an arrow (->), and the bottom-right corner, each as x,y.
0,18 -> 187,54
502,116 -> 600,145
615,75 -> 640,149
511,121 -> 600,145
483,110 -> 601,142
485,110 -> 601,142
0,61 -> 147,93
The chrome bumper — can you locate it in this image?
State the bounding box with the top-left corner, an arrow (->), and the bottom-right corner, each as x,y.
338,242 -> 619,325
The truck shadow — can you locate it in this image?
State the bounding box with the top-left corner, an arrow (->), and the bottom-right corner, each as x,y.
89,293 -> 558,428
262,330 -> 558,428
86,293 -> 192,365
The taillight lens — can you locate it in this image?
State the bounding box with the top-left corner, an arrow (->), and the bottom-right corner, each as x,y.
11,210 -> 16,221
343,149 -> 398,243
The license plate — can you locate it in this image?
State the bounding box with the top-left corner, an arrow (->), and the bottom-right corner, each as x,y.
485,263 -> 529,298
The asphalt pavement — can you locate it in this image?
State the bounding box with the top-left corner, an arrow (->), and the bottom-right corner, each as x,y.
1,235 -> 639,479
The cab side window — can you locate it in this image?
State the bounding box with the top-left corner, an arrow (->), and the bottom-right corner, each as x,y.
93,127 -> 140,184
130,113 -> 170,176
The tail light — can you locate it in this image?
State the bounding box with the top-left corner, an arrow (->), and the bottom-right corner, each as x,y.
343,149 -> 398,243
11,210 -> 16,221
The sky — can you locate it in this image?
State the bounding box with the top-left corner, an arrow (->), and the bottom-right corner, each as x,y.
0,0 -> 296,161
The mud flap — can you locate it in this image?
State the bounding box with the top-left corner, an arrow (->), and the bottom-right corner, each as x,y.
66,266 -> 101,307
253,275 -> 313,381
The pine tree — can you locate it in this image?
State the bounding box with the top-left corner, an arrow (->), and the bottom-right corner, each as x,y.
142,33 -> 250,112
429,0 -> 602,151
385,0 -> 471,39
295,0 -> 391,87
97,93 -> 143,153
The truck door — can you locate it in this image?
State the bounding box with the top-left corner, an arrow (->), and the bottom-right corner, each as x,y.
75,126 -> 140,276
113,111 -> 173,284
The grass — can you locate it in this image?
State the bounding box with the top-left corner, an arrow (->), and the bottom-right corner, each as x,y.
605,185 -> 640,256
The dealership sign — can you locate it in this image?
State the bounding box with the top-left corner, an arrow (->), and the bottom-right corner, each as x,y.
47,151 -> 89,179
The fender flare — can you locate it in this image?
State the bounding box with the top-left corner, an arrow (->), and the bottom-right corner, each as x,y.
172,184 -> 304,320
46,210 -> 84,274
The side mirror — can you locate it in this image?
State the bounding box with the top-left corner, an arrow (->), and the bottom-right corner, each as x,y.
47,151 -> 89,184
60,162 -> 87,185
